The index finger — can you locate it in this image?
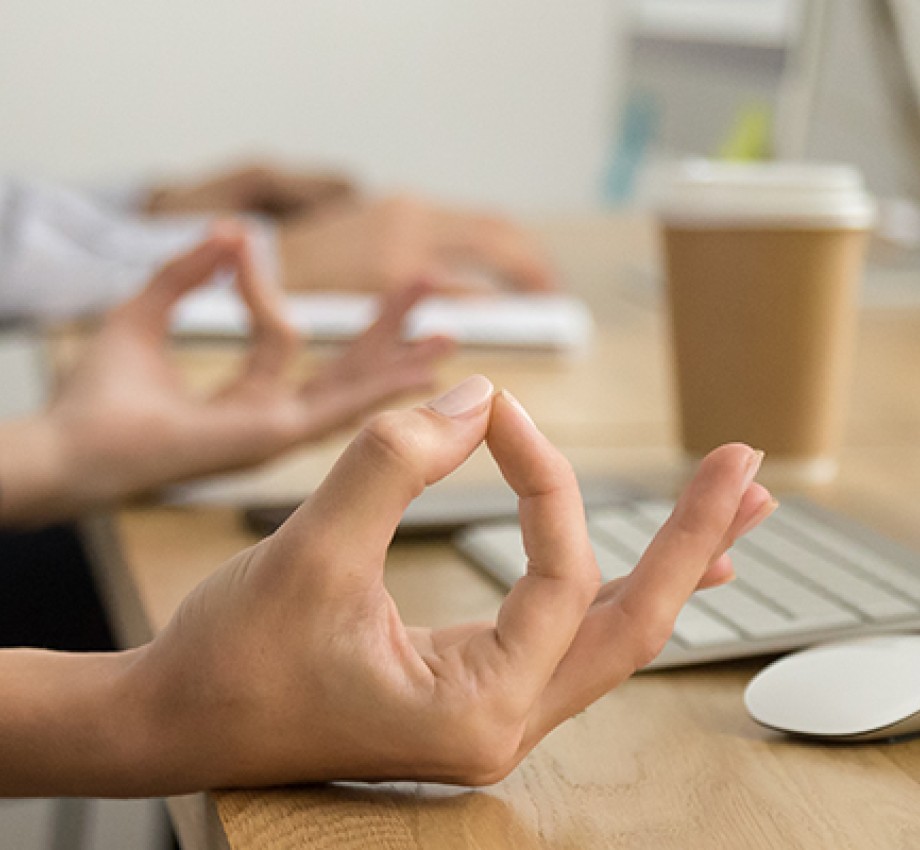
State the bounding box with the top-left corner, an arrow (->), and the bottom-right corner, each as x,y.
231,230 -> 299,382
484,391 -> 600,700
116,222 -> 248,337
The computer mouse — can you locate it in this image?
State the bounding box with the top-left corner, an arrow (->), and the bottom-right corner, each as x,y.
744,634 -> 920,741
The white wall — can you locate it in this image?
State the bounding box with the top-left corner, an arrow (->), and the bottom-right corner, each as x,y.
0,1 -> 623,212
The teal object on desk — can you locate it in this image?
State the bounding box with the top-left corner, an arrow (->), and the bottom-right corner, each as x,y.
604,90 -> 658,205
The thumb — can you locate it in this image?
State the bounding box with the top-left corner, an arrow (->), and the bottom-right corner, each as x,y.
275,375 -> 495,577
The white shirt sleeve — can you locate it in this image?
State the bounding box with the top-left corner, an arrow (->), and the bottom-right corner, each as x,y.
0,178 -> 277,320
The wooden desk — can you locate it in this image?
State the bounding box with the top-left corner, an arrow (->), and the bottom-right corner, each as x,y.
87,215 -> 920,849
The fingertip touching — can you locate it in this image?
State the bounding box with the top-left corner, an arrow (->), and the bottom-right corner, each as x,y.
487,389 -> 578,499
116,232 -> 246,332
281,375 -> 498,564
426,374 -> 494,420
496,389 -> 536,428
406,276 -> 437,300
207,218 -> 252,252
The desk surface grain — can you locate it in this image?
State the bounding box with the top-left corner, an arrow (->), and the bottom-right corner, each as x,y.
98,215 -> 920,849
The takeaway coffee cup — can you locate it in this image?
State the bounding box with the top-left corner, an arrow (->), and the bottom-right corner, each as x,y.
655,160 -> 876,486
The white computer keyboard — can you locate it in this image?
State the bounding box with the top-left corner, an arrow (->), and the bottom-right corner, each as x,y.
454,499 -> 920,670
172,290 -> 593,352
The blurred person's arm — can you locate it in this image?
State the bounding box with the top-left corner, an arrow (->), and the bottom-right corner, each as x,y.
147,174 -> 560,293
278,194 -> 558,294
144,161 -> 356,220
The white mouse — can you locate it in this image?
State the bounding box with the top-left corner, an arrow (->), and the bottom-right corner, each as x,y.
744,634 -> 920,741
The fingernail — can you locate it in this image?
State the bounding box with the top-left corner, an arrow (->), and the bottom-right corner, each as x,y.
737,497 -> 779,538
500,389 -> 537,429
741,449 -> 765,492
427,374 -> 494,418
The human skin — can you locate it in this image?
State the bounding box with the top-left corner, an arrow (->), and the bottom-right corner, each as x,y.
0,374 -> 774,796
145,163 -> 557,294
276,194 -> 557,294
145,161 -> 356,220
0,223 -> 454,526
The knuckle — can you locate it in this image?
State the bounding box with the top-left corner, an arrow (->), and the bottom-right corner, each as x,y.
633,629 -> 671,671
523,448 -> 579,501
615,593 -> 675,672
630,606 -> 674,670
362,409 -> 411,450
358,411 -> 426,479
553,456 -> 581,492
578,558 -> 604,605
669,497 -> 731,547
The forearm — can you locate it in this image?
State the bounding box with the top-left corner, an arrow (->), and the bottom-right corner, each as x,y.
0,416 -> 72,527
0,647 -> 156,797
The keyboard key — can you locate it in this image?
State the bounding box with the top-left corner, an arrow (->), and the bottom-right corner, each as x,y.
590,539 -> 635,582
730,548 -> 861,630
455,525 -> 633,585
745,524 -> 916,622
672,601 -> 740,648
634,500 -> 673,526
588,511 -> 655,559
695,583 -> 802,640
459,525 -> 525,587
771,508 -> 920,604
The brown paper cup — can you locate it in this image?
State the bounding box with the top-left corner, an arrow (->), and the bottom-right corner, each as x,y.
655,161 -> 875,487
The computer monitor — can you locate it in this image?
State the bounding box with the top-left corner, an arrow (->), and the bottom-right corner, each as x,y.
888,0 -> 920,114
797,0 -> 920,203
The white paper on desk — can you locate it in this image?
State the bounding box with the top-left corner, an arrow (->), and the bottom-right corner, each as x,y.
171,290 -> 593,352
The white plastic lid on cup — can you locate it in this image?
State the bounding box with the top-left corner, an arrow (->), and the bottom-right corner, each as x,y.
653,159 -> 877,229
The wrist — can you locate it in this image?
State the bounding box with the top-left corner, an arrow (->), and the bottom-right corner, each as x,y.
0,647 -> 160,796
113,640 -> 215,795
118,627 -> 276,793
0,415 -> 70,526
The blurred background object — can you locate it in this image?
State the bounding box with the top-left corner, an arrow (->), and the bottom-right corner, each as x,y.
613,0 -> 920,302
